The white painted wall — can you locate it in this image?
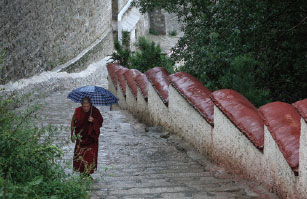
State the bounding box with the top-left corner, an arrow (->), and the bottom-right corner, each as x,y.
116,82 -> 128,109
147,83 -> 170,129
106,69 -> 307,198
125,82 -> 138,115
298,119 -> 307,198
168,85 -> 213,157
264,126 -> 298,198
213,106 -> 265,181
136,87 -> 150,125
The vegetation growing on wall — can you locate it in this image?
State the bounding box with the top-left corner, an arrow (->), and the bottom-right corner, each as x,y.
111,36 -> 174,73
133,0 -> 307,107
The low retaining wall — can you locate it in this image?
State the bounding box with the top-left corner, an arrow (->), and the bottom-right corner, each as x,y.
106,63 -> 307,199
1,57 -> 111,105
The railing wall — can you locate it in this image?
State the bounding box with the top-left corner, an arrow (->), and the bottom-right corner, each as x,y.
107,63 -> 307,199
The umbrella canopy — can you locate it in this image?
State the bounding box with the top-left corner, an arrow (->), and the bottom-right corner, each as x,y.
67,85 -> 119,106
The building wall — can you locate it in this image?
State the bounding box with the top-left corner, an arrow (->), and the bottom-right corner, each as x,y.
1,0 -> 113,82
149,9 -> 181,35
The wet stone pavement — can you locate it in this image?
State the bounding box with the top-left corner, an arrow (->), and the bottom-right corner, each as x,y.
33,89 -> 278,199
30,33 -> 277,199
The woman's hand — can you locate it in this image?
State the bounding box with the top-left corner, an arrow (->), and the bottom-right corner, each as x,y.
88,116 -> 94,122
71,135 -> 75,143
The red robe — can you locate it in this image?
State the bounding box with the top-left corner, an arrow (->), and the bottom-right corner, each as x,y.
72,106 -> 103,174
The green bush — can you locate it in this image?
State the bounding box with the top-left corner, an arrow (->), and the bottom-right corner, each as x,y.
149,28 -> 159,35
0,96 -> 91,199
111,36 -> 175,73
168,30 -> 177,37
219,55 -> 271,107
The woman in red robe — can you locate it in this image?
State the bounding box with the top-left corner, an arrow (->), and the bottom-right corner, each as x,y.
71,97 -> 103,176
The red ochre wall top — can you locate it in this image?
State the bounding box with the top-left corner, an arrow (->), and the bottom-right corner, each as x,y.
293,99 -> 307,122
115,67 -> 129,95
106,63 -> 121,88
259,102 -> 301,172
145,67 -> 170,104
135,73 -> 149,99
123,69 -> 142,98
211,89 -> 264,148
168,72 -> 214,126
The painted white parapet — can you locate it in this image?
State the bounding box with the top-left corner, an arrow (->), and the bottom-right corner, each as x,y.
299,119 -> 307,197
106,67 -> 307,199
136,87 -> 150,125
147,83 -> 170,129
264,125 -> 297,198
125,81 -> 138,115
108,75 -> 117,96
168,85 -> 212,157
116,81 -> 128,110
213,105 -> 265,181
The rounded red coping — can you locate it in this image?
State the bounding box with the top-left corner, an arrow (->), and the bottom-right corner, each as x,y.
293,99 -> 307,122
115,67 -> 129,95
107,63 -> 122,87
211,89 -> 264,148
168,72 -> 214,126
259,102 -> 301,172
123,69 -> 142,98
145,67 -> 170,104
135,73 -> 149,99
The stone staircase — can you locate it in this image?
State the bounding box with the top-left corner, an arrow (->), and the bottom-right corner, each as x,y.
30,85 -> 277,199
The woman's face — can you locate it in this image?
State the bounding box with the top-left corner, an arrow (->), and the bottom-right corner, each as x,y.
82,103 -> 91,112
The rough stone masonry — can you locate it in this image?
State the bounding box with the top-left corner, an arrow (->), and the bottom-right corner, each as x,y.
0,0 -> 113,82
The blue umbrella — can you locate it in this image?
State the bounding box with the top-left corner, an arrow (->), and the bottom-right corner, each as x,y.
67,85 -> 119,106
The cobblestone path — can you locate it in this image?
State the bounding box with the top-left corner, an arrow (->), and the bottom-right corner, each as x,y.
32,77 -> 278,199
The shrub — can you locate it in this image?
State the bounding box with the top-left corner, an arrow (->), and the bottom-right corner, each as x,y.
168,30 -> 177,37
111,36 -> 175,73
149,28 -> 159,35
0,96 -> 91,199
219,55 -> 271,107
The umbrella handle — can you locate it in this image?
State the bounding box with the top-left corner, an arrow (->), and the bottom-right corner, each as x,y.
90,106 -> 92,117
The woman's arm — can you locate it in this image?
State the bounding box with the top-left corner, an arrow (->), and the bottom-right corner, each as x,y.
71,110 -> 77,142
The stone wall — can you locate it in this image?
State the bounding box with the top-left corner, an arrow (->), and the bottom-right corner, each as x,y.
1,0 -> 112,82
0,56 -> 111,106
149,9 -> 166,35
107,64 -> 307,199
149,9 -> 181,35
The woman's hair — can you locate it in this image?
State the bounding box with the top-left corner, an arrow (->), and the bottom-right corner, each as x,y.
81,97 -> 91,105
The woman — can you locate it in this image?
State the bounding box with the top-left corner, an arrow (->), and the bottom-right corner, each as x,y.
71,97 -> 103,176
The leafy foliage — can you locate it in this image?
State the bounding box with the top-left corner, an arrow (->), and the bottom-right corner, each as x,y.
0,96 -> 90,199
111,36 -> 175,73
133,0 -> 307,106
